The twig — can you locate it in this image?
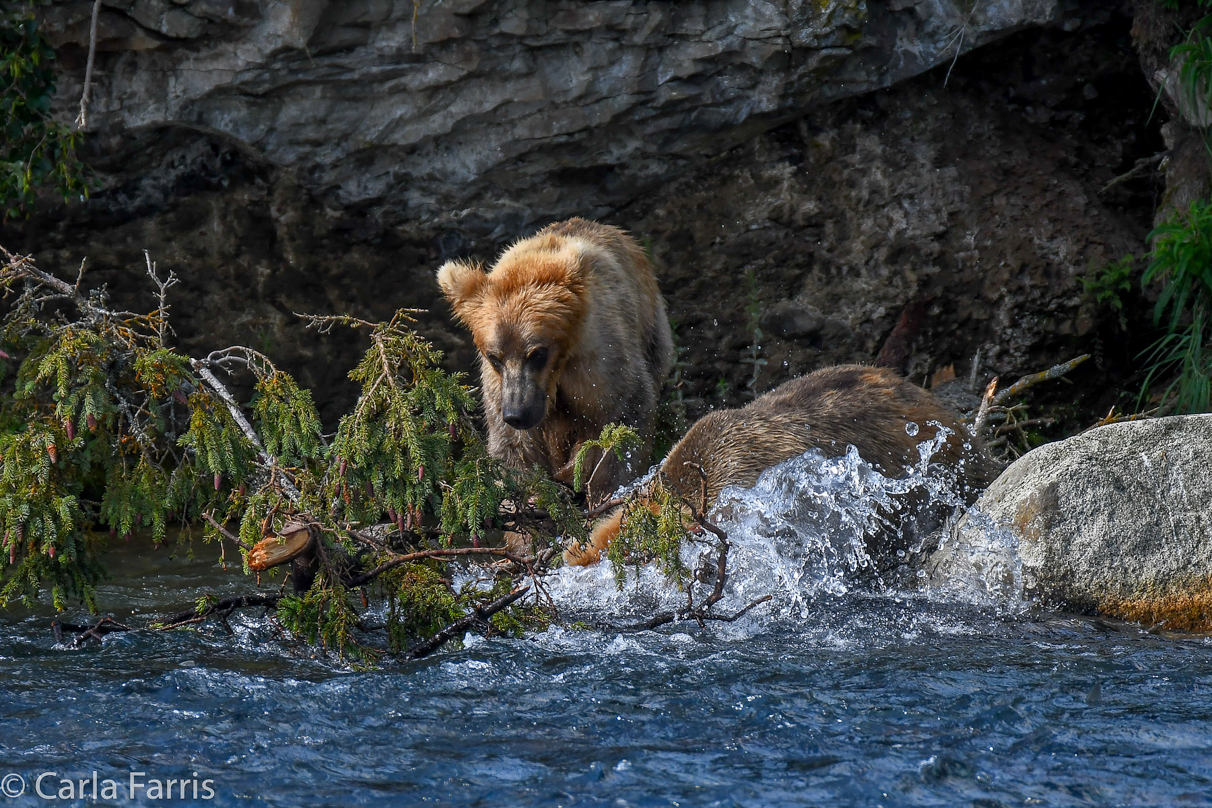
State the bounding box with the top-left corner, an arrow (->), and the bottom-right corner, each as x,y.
1099,152 -> 1165,195
0,247 -> 136,322
296,310 -> 423,334
408,585 -> 530,659
587,497 -> 626,519
1089,406 -> 1160,429
75,0 -> 102,129
994,416 -> 1054,436
620,595 -> 773,632
202,510 -> 253,550
191,361 -> 303,504
145,251 -> 178,348
157,594 -> 282,630
967,346 -> 983,392
993,354 -> 1090,406
971,376 -> 998,437
53,617 -> 132,648
614,504 -> 770,631
942,0 -> 981,87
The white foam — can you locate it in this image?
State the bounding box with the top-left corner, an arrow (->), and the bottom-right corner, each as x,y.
545,430 -> 1025,625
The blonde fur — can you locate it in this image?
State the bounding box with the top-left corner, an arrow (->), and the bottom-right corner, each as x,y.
438,218 -> 674,501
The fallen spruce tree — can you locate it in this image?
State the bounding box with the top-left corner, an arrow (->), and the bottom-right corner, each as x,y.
0,247 -> 760,661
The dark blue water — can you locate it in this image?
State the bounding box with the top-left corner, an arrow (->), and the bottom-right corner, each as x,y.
3,538 -> 1212,807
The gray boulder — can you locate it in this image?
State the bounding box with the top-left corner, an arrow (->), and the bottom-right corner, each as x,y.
927,415 -> 1212,630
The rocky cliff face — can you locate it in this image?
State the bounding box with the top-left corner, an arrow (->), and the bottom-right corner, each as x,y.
2,1 -> 1163,425
38,0 -> 1070,231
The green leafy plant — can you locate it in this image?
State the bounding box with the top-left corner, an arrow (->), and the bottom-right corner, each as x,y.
1,3 -> 86,218
1162,1 -> 1212,13
1171,14 -> 1212,124
1081,254 -> 1135,330
1140,200 -> 1212,412
571,422 -> 641,494
605,480 -> 693,590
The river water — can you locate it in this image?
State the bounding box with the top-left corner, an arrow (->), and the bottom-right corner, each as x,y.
2,449 -> 1211,807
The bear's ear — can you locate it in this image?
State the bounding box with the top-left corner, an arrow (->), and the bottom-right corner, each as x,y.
436,259 -> 487,321
531,242 -> 589,301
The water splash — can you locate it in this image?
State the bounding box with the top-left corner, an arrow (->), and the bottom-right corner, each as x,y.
545,424 -> 1025,623
924,505 -> 1026,610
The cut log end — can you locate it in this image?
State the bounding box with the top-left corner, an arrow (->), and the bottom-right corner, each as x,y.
248,526 -> 313,571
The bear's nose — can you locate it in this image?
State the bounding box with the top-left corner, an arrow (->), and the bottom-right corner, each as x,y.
503,406 -> 543,430
503,409 -> 531,429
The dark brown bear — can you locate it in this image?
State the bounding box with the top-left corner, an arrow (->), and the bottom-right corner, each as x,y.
566,365 -> 996,566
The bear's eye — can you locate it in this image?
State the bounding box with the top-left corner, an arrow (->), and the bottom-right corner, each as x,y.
527,347 -> 549,368
486,354 -> 504,372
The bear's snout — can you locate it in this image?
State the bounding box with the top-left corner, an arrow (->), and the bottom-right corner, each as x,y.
502,401 -> 546,431
498,360 -> 549,431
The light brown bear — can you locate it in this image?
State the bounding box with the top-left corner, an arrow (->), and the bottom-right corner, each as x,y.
438,218 -> 674,501
566,365 -> 997,566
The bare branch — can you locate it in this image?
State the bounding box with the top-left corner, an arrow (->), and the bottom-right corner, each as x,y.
296,310 -> 423,334
156,594 -> 282,631
53,617 -> 132,648
191,361 -> 303,504
971,376 -> 998,437
203,510 -> 253,551
75,0 -> 102,130
967,346 -> 983,392
993,354 -> 1090,406
620,595 -> 773,632
1099,152 -> 1164,195
144,251 -> 179,348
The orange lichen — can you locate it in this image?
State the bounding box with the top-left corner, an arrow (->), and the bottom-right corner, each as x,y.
1099,580 -> 1212,632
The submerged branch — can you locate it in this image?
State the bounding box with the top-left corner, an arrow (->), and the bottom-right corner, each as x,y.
53,617 -> 132,648
620,595 -> 773,632
156,594 -> 283,631
614,505 -> 773,632
408,585 -> 530,659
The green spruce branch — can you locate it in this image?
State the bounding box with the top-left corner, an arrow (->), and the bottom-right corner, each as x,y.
0,248 -> 593,662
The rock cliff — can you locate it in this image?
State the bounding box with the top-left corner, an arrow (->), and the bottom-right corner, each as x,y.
2,1 -> 1164,424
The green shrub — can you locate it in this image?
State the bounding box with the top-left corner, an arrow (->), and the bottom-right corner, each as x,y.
1082,255 -> 1135,317
0,251 -> 590,660
1141,200 -> 1212,412
1,3 -> 85,218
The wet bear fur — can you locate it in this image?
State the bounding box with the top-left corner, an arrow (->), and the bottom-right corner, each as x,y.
438,218 -> 674,500
566,365 -> 997,567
